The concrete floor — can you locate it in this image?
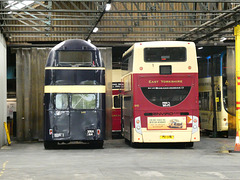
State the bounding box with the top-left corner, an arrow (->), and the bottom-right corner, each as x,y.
0,136 -> 240,180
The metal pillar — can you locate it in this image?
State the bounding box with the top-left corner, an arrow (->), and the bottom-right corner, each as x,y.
210,57 -> 217,138
234,25 -> 240,151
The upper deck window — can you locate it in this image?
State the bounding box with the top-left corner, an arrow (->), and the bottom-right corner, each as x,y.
122,51 -> 133,71
144,47 -> 186,62
58,51 -> 92,66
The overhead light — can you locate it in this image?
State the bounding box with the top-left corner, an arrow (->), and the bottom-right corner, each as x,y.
198,47 -> 203,50
87,39 -> 91,43
220,37 -> 227,42
9,1 -> 34,10
105,3 -> 111,11
93,27 -> 98,33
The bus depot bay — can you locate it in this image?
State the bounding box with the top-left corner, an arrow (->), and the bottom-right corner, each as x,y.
121,41 -> 200,147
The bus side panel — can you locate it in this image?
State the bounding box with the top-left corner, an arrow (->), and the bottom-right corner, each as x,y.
199,76 -> 228,132
122,74 -> 133,141
44,93 -> 53,141
112,89 -> 121,132
112,109 -> 121,132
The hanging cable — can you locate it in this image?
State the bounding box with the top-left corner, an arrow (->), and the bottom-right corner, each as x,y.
85,0 -> 111,41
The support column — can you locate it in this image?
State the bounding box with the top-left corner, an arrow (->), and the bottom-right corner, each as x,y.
234,25 -> 240,151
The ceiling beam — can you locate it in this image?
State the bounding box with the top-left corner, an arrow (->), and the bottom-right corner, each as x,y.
1,9 -> 239,13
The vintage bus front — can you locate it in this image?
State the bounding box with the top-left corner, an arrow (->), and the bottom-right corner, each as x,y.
44,39 -> 105,149
122,41 -> 200,145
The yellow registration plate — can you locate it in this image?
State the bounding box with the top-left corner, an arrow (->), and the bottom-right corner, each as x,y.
160,135 -> 174,139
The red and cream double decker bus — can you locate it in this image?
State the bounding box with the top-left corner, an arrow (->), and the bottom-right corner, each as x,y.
112,69 -> 121,134
121,41 -> 200,147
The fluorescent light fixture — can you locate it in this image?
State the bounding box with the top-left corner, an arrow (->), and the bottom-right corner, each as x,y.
93,27 -> 98,33
8,1 -> 34,10
105,3 -> 111,11
220,37 -> 227,42
198,47 -> 203,50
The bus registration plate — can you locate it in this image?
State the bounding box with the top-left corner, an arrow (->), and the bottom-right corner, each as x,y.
160,135 -> 174,139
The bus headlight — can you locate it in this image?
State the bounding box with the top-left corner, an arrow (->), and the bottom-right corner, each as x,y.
135,116 -> 142,134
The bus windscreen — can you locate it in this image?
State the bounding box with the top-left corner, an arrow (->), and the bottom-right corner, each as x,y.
58,51 -> 92,65
144,47 -> 186,62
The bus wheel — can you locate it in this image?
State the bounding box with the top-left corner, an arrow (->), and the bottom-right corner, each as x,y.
96,140 -> 104,149
129,124 -> 136,147
44,141 -> 57,149
185,142 -> 194,148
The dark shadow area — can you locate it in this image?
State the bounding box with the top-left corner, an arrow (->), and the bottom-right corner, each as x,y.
44,142 -> 104,150
201,130 -> 228,138
124,140 -> 194,149
112,133 -> 123,139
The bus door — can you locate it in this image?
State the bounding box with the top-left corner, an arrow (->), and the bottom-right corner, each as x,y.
53,93 -> 70,139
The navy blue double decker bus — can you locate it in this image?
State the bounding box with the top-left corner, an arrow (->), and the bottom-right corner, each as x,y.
44,39 -> 105,149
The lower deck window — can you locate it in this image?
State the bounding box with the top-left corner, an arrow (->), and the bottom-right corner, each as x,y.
113,95 -> 120,108
55,94 -> 68,110
72,94 -> 97,109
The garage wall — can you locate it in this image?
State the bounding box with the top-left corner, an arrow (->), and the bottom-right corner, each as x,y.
0,33 -> 7,147
16,48 -> 51,141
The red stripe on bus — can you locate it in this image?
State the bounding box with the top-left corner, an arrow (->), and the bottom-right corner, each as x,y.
237,107 -> 240,110
237,102 -> 240,104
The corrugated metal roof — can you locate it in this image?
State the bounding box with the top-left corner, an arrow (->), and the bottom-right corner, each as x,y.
0,1 -> 239,45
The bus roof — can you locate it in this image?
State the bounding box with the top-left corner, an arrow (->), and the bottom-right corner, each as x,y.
46,39 -> 100,67
123,41 -> 195,57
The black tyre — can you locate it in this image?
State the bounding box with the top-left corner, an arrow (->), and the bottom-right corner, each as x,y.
44,141 -> 57,149
96,140 -> 104,149
185,142 -> 194,148
90,140 -> 104,149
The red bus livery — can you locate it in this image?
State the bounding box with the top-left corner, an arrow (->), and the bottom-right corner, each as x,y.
112,69 -> 121,133
121,41 -> 200,147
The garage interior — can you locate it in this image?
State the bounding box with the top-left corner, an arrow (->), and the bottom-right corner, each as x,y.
1,1 -> 240,144
1,1 -> 240,179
